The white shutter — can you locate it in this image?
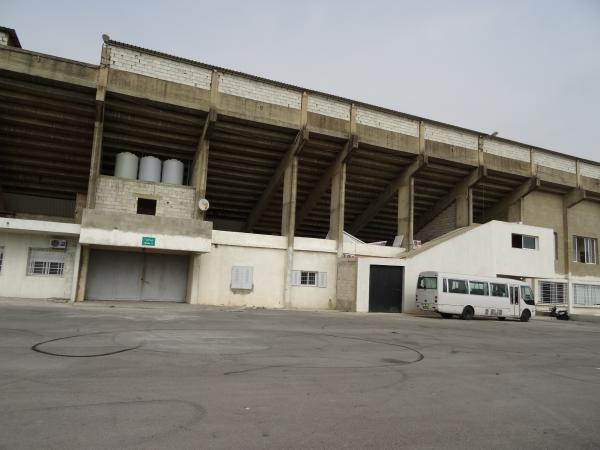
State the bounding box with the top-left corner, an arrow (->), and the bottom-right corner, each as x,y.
317,272 -> 327,288
291,270 -> 301,286
231,266 -> 253,290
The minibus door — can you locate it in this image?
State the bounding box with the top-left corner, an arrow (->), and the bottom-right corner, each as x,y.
511,286 -> 520,317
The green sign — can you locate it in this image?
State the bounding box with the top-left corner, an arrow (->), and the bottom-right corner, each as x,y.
141,236 -> 156,247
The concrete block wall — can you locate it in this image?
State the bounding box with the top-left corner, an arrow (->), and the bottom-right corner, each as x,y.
533,151 -> 577,173
219,73 -> 302,109
336,259 -> 357,311
108,46 -> 212,89
0,32 -> 8,46
483,139 -> 531,162
356,106 -> 419,136
95,176 -> 195,219
414,204 -> 457,242
581,163 -> 600,179
308,95 -> 350,120
424,124 -> 478,150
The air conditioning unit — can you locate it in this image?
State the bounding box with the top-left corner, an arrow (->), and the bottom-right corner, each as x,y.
49,239 -> 67,249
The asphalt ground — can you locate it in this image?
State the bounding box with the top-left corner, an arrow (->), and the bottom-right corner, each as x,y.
0,299 -> 599,449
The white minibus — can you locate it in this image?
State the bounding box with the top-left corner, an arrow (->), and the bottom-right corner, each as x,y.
416,271 -> 535,321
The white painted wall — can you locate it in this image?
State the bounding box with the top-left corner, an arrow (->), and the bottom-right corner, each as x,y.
195,243 -> 286,308
291,250 -> 337,309
193,232 -> 337,309
355,221 -> 556,313
0,232 -> 78,299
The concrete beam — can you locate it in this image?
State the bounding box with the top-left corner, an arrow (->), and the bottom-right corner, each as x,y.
482,177 -> 540,221
296,135 -> 358,229
245,127 -> 309,232
415,165 -> 486,231
564,188 -> 587,209
349,154 -> 427,235
0,45 -> 98,89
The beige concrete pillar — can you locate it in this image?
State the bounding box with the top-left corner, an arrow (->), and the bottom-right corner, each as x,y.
455,186 -> 473,228
86,45 -> 110,209
282,158 -> 298,308
506,198 -> 523,222
397,178 -> 414,249
186,253 -> 202,304
191,140 -> 209,219
69,243 -> 82,304
330,161 -> 346,257
75,246 -> 90,302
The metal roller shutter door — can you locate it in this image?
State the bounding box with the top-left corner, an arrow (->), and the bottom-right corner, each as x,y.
86,250 -> 188,302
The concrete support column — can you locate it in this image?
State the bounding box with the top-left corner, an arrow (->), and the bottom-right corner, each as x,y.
75,246 -> 90,302
192,140 -> 209,219
282,158 -> 298,308
86,45 -> 110,209
186,253 -> 202,304
562,199 -> 573,314
397,178 -> 414,249
281,158 -> 298,237
69,243 -> 82,303
506,198 -> 523,222
455,186 -> 473,228
330,161 -> 346,257
0,185 -> 5,211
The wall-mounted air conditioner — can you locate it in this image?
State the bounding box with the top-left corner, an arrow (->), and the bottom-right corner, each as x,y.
49,239 -> 67,249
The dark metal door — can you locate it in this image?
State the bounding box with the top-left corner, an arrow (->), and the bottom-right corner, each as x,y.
369,265 -> 404,313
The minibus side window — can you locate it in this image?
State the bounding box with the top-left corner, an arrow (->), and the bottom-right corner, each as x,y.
490,283 -> 509,297
469,281 -> 489,296
443,278 -> 447,293
448,279 -> 467,294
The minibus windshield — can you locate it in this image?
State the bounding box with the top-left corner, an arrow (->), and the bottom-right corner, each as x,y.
521,285 -> 535,305
417,276 -> 437,290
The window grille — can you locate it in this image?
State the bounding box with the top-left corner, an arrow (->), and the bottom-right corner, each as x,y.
538,281 -> 567,304
27,248 -> 65,277
573,284 -> 600,307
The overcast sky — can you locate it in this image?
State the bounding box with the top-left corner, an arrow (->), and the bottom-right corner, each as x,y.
3,0 -> 599,161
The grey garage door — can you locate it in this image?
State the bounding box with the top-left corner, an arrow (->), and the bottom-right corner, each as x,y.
86,250 -> 188,302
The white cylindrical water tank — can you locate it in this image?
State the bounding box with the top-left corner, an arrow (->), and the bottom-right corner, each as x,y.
138,156 -> 162,182
114,152 -> 139,179
161,159 -> 184,185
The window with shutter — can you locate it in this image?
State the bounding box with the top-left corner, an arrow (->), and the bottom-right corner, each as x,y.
317,272 -> 327,288
231,266 -> 253,290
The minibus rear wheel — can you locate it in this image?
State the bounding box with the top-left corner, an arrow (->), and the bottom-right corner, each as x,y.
460,306 -> 474,320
